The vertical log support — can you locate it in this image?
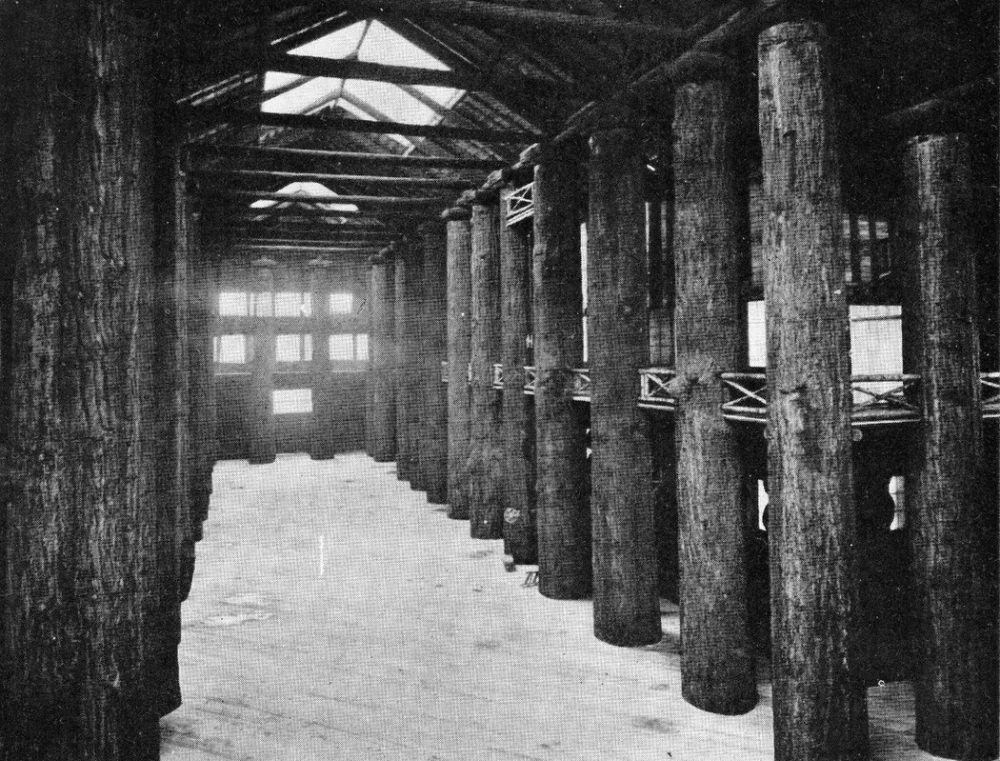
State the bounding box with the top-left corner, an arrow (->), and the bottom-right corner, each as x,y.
758,22 -> 869,761
468,198 -> 506,539
419,221 -> 449,503
900,134 -> 998,761
1,1 -> 163,756
188,226 -> 216,547
310,259 -> 335,460
445,206 -> 473,518
500,187 -> 538,563
587,125 -> 660,647
402,239 -> 426,491
248,259 -> 276,464
533,144 -> 591,599
393,241 -> 413,481
672,65 -> 756,713
368,250 -> 397,462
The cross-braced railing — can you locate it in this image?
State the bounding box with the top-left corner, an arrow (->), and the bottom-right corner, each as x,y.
638,367 -> 677,411
521,365 -> 589,400
983,372 -> 1000,418
505,182 -> 533,227
719,372 -> 769,423
492,362 -> 504,390
851,374 -> 921,425
523,365 -> 537,394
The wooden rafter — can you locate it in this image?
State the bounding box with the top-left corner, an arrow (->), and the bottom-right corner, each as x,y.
191,168 -> 477,189
188,143 -> 506,170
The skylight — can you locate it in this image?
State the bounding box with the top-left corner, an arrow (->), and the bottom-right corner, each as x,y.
249,181 -> 359,222
261,20 -> 465,150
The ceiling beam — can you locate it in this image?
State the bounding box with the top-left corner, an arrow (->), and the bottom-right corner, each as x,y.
181,106 -> 540,142
261,52 -> 480,89
190,168 -> 477,190
299,0 -> 685,43
232,237 -> 396,247
230,244 -> 385,255
214,206 -> 437,220
188,143 -> 506,170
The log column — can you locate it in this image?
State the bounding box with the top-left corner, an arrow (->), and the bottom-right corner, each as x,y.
393,241 -> 414,481
758,22 -> 868,761
2,1 -> 162,755
587,125 -> 660,647
672,66 -> 756,713
419,221 -> 449,503
900,133 -> 997,761
445,206 -> 473,518
368,250 -> 396,461
468,197 -> 505,539
500,186 -> 538,564
402,239 -> 426,491
248,258 -> 276,464
310,259 -> 335,460
533,143 -> 591,599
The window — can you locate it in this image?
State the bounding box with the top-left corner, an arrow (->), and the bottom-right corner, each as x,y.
329,333 -> 354,361
355,333 -> 369,361
214,335 -> 248,364
253,291 -> 273,317
275,334 -> 313,363
328,292 -> 353,314
218,291 -> 249,316
274,291 -> 312,317
272,388 -> 313,415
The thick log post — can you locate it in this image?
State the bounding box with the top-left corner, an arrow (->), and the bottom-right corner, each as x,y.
393,241 -> 414,481
533,143 -> 591,599
900,134 -> 998,761
368,250 -> 397,461
1,1 -> 163,756
672,67 -> 756,713
419,221 -> 449,503
758,22 -> 869,761
248,259 -> 276,464
403,239 -> 426,490
500,187 -> 538,564
587,125 -> 660,647
188,228 -> 216,547
445,206 -> 473,518
310,259 -> 336,460
468,198 -> 506,539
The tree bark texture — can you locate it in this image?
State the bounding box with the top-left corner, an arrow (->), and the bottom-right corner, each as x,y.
418,222 -> 449,504
467,201 -> 506,539
758,22 -> 869,761
533,146 -> 591,599
500,191 -> 537,564
187,240 -> 216,549
399,240 -> 425,489
446,210 -> 473,518
394,242 -> 414,481
587,127 -> 660,647
1,3 -> 163,757
368,254 -> 397,462
672,77 -> 756,714
899,133 -> 998,761
248,262 -> 276,464
310,262 -> 336,460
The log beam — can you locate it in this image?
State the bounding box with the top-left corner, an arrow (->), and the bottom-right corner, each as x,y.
500,186 -> 537,564
200,189 -> 454,207
445,206 -> 474,518
672,71 -> 755,712
191,168 -> 478,190
188,143 -> 506,171
587,125 -> 660,647
758,21 -> 868,761
900,133 -> 998,761
418,221 -> 450,503
532,143 -> 591,599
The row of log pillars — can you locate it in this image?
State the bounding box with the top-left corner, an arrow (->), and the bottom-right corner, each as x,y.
0,2 -> 218,756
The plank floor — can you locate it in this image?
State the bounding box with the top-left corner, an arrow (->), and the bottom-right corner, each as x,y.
160,453 -> 948,761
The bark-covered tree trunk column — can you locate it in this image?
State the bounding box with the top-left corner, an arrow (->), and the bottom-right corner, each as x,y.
1,2 -> 163,757
468,198 -> 505,539
402,239 -> 426,490
419,221 -> 449,504
500,187 -> 537,564
368,250 -> 396,462
587,125 -> 660,647
310,259 -> 336,460
445,206 -> 473,519
393,241 -> 414,481
900,133 -> 998,761
672,67 -> 757,714
533,144 -> 591,599
248,259 -> 276,464
758,22 -> 869,761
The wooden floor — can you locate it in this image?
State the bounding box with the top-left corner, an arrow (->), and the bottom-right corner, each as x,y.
160,453 -> 947,761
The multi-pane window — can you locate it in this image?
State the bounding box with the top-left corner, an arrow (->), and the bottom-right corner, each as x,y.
272,388 -> 313,414
328,292 -> 353,314
329,333 -> 355,361
275,334 -> 313,363
218,291 -> 250,316
355,333 -> 369,361
274,291 -> 312,317
214,334 -> 248,364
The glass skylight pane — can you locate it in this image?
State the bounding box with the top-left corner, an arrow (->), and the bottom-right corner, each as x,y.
360,21 -> 448,70
263,71 -> 303,91
344,79 -> 437,125
262,77 -> 341,114
413,84 -> 463,108
290,21 -> 366,59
